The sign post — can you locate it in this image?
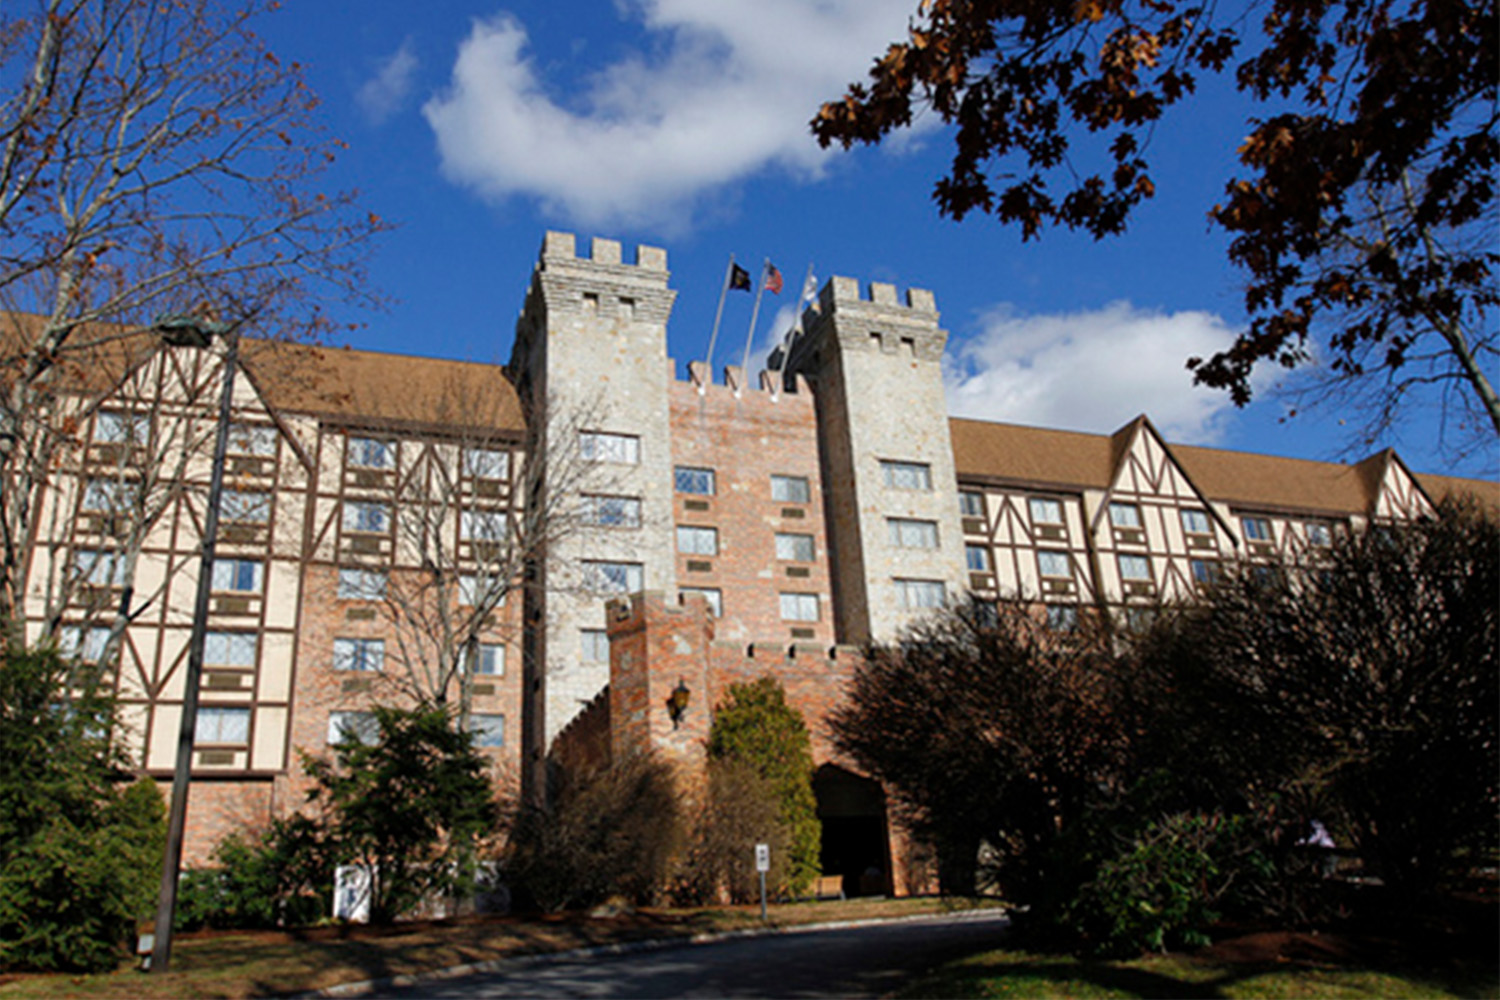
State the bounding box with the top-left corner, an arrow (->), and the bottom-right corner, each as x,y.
755,843 -> 770,921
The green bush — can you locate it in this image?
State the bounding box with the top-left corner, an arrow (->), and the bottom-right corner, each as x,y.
0,648 -> 166,972
175,815 -> 330,931
1067,812 -> 1271,955
706,678 -> 821,897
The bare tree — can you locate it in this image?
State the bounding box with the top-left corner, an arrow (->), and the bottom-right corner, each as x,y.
346,379 -> 615,727
0,0 -> 385,637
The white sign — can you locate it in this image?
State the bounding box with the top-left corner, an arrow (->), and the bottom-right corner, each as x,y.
333,864 -> 371,923
755,843 -> 770,873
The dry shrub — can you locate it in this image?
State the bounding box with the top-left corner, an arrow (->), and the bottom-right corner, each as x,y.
506,753 -> 682,913
677,758 -> 789,904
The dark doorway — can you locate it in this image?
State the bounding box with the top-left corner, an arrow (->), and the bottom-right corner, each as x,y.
814,764 -> 890,897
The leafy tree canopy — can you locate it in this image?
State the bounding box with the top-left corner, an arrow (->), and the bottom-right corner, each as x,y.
814,0 -> 1498,452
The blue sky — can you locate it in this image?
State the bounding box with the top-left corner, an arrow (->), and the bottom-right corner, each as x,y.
257,1 -> 1494,479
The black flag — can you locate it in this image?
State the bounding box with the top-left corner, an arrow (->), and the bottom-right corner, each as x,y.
729,263 -> 752,291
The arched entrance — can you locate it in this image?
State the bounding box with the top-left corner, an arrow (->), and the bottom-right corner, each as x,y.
814,764 -> 890,897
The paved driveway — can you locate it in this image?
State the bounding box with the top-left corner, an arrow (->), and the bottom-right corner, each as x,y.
370,909 -> 1010,998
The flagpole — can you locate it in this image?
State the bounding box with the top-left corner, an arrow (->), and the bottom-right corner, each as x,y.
739,258 -> 770,385
771,262 -> 817,373
703,254 -> 736,383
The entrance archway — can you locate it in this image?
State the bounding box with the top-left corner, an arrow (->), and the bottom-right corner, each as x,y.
814,764 -> 890,897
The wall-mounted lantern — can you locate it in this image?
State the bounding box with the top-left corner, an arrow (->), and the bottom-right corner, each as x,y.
667,678 -> 691,729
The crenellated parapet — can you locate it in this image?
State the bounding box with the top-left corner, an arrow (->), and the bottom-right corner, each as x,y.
675,360 -> 812,403
531,232 -> 674,323
791,276 -> 946,368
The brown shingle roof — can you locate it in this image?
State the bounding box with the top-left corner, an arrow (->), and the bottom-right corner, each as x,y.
950,416 -> 1497,516
1,313 -> 524,435
242,341 -> 525,436
949,417 -> 1116,489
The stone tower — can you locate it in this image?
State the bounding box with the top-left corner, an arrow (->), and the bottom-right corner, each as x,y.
780,277 -> 965,644
509,233 -> 678,794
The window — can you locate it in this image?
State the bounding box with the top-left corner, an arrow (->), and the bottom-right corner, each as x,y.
888,518 -> 939,549
676,525 -> 718,556
1190,559 -> 1221,585
1029,497 -> 1064,524
584,560 -> 643,594
1241,516 -> 1273,542
1046,604 -> 1079,631
775,533 -> 815,561
469,713 -> 505,748
205,632 -> 257,667
464,448 -> 509,480
1109,502 -> 1142,528
338,568 -> 387,600
1305,522 -> 1333,547
211,558 -> 262,592
75,548 -> 127,587
82,478 -> 135,512
458,572 -> 506,608
897,579 -> 947,609
461,509 -> 507,542
581,494 -> 641,528
579,430 -> 639,464
679,587 -> 723,617
333,637 -> 384,673
93,410 -> 145,444
348,436 -> 393,469
343,501 -> 389,534
1118,554 -> 1153,581
61,626 -> 111,662
881,460 -> 932,491
779,592 -> 820,621
227,423 -> 276,456
965,545 -> 991,572
327,711 -> 377,746
474,644 -> 505,676
771,475 -> 811,503
222,490 -> 271,523
1037,550 -> 1071,578
580,629 -> 609,664
1181,508 -> 1212,535
675,466 -> 715,495
196,707 -> 250,745
959,491 -> 985,517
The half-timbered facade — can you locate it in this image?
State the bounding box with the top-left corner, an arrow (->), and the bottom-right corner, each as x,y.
6,230 -> 1493,861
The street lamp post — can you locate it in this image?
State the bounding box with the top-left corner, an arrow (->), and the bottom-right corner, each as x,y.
148,315 -> 238,974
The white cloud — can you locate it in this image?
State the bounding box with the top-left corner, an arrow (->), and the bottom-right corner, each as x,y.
944,302 -> 1254,444
422,2 -> 916,229
358,40 -> 419,125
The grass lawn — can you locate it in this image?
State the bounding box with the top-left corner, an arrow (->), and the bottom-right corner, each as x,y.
900,946 -> 1500,999
0,896 -> 995,1000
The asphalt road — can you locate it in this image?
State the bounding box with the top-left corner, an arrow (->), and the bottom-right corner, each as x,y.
370,909 -> 1011,998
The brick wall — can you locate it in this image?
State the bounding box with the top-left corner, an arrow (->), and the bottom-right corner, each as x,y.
667,368 -> 835,647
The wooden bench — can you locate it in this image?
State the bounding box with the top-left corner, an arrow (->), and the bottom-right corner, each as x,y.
813,875 -> 845,900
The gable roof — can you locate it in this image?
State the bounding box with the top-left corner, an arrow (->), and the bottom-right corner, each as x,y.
2,314 -> 525,436
242,341 -> 525,436
950,416 -> 1497,516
